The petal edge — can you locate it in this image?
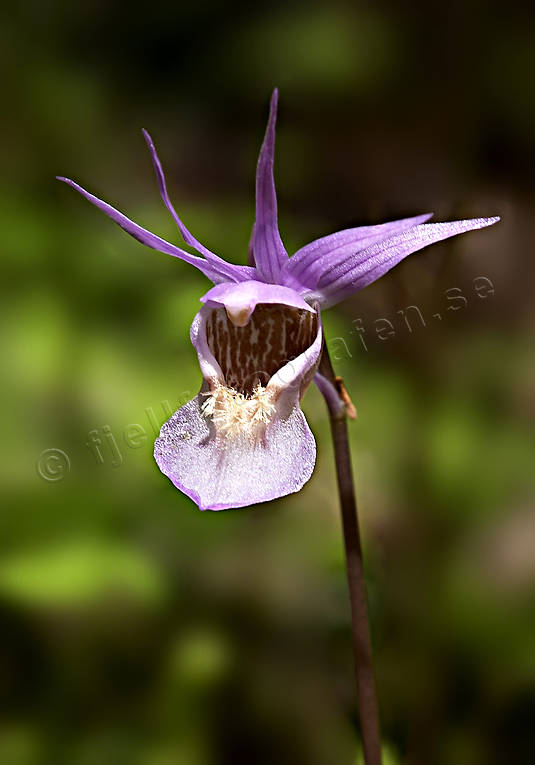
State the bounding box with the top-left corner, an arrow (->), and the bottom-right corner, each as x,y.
154,395 -> 316,510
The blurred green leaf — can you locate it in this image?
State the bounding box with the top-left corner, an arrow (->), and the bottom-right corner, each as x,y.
0,538 -> 164,608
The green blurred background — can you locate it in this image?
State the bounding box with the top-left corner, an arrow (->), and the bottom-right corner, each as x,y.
1,1 -> 534,763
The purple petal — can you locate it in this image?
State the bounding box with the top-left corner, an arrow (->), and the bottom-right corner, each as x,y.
57,177 -> 252,284
142,129 -> 242,273
154,395 -> 316,510
312,217 -> 500,308
253,89 -> 289,283
282,213 -> 433,291
190,308 -> 226,389
201,280 -> 314,326
154,300 -> 323,510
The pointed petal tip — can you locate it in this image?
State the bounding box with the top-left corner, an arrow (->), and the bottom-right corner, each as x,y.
313,212 -> 503,308
56,176 -> 87,192
56,176 -> 79,190
141,127 -> 153,146
252,88 -> 288,280
267,89 -> 278,125
464,215 -> 501,229
423,214 -> 499,228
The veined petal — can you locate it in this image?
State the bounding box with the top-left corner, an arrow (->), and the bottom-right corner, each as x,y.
310,216 -> 500,308
143,129 -> 252,279
282,213 -> 433,291
253,89 -> 289,283
57,177 -> 252,284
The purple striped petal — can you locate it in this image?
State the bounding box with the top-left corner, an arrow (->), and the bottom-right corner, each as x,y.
253,89 -> 289,283
282,213 -> 433,291
312,216 -> 500,308
57,177 -> 252,284
143,129 -> 250,278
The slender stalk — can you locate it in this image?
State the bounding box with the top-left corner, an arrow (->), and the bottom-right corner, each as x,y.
318,347 -> 382,765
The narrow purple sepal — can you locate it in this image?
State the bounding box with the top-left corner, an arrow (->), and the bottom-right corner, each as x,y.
142,129 -> 255,285
309,216 -> 501,308
56,176 -> 254,284
56,176 -> 226,282
282,213 -> 433,291
253,89 -> 289,283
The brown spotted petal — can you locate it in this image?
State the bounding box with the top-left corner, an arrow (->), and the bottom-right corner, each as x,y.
154,283 -> 322,510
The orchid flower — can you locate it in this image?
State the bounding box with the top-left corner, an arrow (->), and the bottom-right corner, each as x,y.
58,90 -> 499,511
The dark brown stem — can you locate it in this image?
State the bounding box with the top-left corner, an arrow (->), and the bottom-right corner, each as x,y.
319,346 -> 382,765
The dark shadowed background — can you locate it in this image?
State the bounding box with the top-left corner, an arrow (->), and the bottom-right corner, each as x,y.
1,1 -> 534,763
